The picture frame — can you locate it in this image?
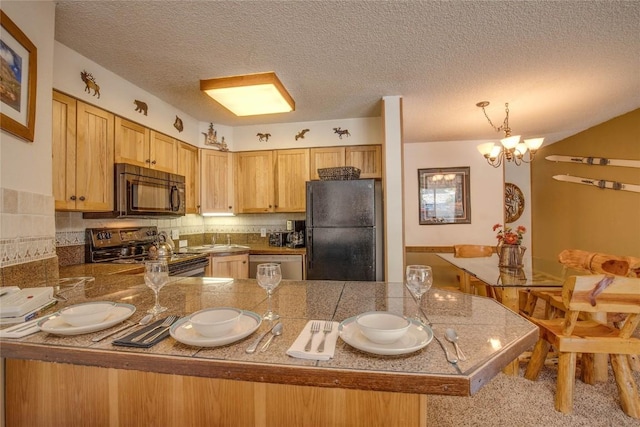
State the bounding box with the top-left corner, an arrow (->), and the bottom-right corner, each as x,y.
1,10 -> 37,142
418,166 -> 471,225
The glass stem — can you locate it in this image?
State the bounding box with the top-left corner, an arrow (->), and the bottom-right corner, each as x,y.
266,290 -> 272,314
154,290 -> 160,309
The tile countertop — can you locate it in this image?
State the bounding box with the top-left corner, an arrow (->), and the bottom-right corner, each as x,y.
0,277 -> 537,397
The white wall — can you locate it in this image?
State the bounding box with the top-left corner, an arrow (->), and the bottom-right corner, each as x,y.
0,2 -> 57,268
404,140 -> 504,246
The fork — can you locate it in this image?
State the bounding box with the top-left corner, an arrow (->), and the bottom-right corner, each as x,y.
316,321 -> 333,353
134,315 -> 178,343
304,321 -> 321,352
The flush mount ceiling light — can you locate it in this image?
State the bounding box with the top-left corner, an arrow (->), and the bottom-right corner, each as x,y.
200,72 -> 295,117
475,101 -> 544,168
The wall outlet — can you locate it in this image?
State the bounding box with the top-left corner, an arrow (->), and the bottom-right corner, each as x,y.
179,240 -> 187,248
171,229 -> 180,240
260,228 -> 267,237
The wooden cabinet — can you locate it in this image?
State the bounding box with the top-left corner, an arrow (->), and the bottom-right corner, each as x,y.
52,91 -> 114,211
235,149 -> 309,213
206,253 -> 249,278
309,145 -> 382,179
200,150 -> 234,214
235,150 -> 274,213
114,117 -> 177,173
177,142 -> 199,214
274,149 -> 310,212
346,145 -> 382,178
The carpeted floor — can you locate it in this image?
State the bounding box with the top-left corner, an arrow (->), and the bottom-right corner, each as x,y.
426,357 -> 640,426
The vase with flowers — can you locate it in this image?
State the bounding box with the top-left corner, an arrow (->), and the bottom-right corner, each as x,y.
493,223 -> 526,268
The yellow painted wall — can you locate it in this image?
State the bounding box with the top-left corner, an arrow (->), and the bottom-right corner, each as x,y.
531,109 -> 640,276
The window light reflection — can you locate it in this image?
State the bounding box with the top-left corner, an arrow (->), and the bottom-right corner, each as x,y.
489,338 -> 503,350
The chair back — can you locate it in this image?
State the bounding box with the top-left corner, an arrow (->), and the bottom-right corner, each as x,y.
453,245 -> 493,258
563,274 -> 640,314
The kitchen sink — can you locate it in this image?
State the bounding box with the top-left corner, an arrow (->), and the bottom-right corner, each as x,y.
186,244 -> 250,252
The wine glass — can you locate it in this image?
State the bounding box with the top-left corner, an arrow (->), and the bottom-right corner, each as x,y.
144,260 -> 169,314
256,263 -> 282,320
405,265 -> 433,322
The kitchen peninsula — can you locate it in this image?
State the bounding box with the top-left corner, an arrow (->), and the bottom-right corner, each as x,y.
1,276 -> 537,426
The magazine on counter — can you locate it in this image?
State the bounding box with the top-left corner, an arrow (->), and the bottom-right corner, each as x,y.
0,287 -> 55,319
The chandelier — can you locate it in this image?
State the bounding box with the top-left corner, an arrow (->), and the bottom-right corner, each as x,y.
476,101 -> 544,168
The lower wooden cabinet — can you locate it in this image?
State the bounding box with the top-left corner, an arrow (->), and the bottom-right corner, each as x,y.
206,253 -> 249,278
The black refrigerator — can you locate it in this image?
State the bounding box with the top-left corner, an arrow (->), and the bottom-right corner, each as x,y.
306,179 -> 383,281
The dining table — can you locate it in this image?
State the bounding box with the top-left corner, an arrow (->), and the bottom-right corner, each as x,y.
0,275 -> 538,427
436,253 -> 612,380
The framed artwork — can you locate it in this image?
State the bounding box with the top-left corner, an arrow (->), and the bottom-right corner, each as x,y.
418,166 -> 471,225
1,10 -> 37,142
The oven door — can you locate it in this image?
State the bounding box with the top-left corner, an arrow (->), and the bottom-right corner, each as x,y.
122,173 -> 185,217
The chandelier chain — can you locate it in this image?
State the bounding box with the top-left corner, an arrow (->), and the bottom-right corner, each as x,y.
481,102 -> 511,137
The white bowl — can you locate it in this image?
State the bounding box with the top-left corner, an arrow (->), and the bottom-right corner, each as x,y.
60,302 -> 116,326
189,307 -> 243,337
355,311 -> 411,344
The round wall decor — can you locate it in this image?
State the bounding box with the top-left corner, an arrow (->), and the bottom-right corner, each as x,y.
505,183 -> 525,223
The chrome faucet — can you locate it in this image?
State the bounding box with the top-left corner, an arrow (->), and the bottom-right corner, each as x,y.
226,234 -> 231,246
211,235 -> 216,245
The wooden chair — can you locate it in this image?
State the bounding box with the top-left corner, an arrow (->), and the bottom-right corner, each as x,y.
524,274 -> 640,418
453,245 -> 498,299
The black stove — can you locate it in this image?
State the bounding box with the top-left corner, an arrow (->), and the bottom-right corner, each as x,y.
85,226 -> 208,276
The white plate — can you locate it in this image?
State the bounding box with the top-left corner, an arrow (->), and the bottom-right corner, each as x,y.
339,316 -> 433,355
170,310 -> 262,347
38,303 -> 135,336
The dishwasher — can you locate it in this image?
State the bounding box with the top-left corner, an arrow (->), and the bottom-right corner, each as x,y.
249,254 -> 303,280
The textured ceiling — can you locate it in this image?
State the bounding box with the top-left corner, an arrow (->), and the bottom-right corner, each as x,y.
53,1 -> 640,144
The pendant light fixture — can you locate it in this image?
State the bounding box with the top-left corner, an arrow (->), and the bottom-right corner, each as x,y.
200,72 -> 295,117
476,101 -> 544,167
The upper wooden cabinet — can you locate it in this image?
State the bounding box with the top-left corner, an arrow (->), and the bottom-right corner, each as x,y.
235,150 -> 274,213
309,145 -> 382,179
274,149 -> 310,212
115,117 -> 177,173
200,150 -> 234,215
235,149 -> 310,213
52,91 -> 115,211
177,142 -> 200,214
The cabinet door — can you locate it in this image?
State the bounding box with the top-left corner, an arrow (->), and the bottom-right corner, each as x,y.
150,131 -> 178,173
75,102 -> 115,211
235,151 -> 274,213
114,117 -> 149,167
52,91 -> 77,210
346,145 -> 382,178
177,142 -> 199,214
200,150 -> 234,214
275,149 -> 310,212
209,254 -> 249,278
309,147 -> 345,180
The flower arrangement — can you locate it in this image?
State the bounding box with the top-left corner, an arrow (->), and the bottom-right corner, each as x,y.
493,223 -> 526,245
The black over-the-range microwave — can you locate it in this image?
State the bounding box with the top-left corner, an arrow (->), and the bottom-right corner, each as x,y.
83,163 -> 185,219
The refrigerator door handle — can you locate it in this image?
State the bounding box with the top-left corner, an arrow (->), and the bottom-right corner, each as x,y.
306,229 -> 313,270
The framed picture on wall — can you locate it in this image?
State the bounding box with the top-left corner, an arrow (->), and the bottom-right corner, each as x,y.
418,166 -> 471,225
0,10 -> 37,142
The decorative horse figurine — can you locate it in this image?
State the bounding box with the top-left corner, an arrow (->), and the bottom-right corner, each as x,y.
257,133 -> 271,142
80,70 -> 100,98
333,127 -> 350,139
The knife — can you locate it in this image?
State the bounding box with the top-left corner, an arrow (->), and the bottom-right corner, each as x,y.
245,322 -> 280,354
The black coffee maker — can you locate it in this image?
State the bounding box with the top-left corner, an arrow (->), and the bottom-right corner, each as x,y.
286,220 -> 305,248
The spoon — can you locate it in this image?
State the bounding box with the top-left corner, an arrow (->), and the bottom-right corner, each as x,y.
445,328 -> 467,361
260,322 -> 283,352
92,313 -> 153,342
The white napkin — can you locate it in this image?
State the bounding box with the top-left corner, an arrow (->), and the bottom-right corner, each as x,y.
0,317 -> 41,338
286,320 -> 340,361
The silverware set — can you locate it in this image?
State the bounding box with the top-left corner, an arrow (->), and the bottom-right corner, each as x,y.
304,321 -> 333,353
132,315 -> 179,344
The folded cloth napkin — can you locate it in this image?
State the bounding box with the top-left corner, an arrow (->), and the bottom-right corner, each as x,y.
0,317 -> 42,338
286,320 -> 340,361
113,317 -> 177,348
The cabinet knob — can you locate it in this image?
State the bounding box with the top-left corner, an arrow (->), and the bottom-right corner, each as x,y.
79,196 -> 86,201
228,206 -> 232,209
145,159 -> 151,163
70,195 -> 76,201
151,160 -> 157,165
